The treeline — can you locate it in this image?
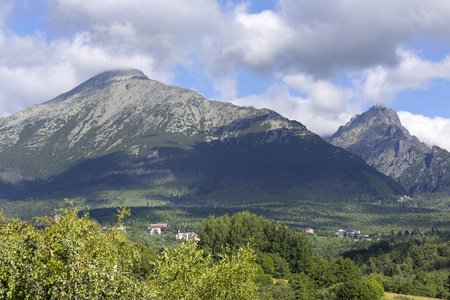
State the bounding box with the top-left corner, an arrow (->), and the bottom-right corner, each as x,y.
0,203 -> 258,299
342,233 -> 450,299
198,212 -> 384,300
0,204 -> 388,299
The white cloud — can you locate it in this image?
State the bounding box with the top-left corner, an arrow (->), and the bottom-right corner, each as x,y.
399,111 -> 450,151
1,0 -> 450,153
0,28 -> 171,115
222,10 -> 293,70
274,0 -> 450,76
360,49 -> 450,104
232,82 -> 357,137
283,74 -> 351,113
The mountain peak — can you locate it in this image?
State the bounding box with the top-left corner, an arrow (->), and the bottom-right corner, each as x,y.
47,69 -> 149,104
327,106 -> 449,194
90,69 -> 149,82
365,105 -> 402,127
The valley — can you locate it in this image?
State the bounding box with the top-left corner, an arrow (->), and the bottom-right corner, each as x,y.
0,69 -> 448,299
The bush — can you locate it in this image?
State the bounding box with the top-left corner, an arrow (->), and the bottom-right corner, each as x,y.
333,279 -> 384,300
0,202 -> 152,299
289,272 -> 316,300
151,242 -> 260,299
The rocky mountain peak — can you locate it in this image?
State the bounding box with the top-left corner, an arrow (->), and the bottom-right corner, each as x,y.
328,105 -> 420,150
336,105 -> 403,138
47,69 -> 150,104
0,70 -> 405,201
327,105 -> 449,194
366,104 -> 402,127
86,69 -> 149,84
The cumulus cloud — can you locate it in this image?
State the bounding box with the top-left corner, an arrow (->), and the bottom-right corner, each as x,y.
232,82 -> 358,137
0,28 -> 171,115
360,49 -> 450,104
399,111 -> 450,151
1,0 -> 450,151
42,0 -> 450,95
283,74 -> 351,113
275,0 -> 450,76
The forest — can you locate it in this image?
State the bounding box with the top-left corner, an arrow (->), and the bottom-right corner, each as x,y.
1,201 -> 448,299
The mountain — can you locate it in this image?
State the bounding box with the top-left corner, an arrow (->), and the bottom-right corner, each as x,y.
326,104 -> 450,194
0,70 -> 403,206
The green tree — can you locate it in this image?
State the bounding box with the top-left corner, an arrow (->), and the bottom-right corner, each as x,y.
151,242 -> 260,299
0,202 -> 152,299
198,212 -> 313,274
289,272 -> 316,300
198,214 -> 231,255
333,279 -> 384,300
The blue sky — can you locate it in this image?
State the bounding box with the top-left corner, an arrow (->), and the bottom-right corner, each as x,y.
1,0 -> 450,150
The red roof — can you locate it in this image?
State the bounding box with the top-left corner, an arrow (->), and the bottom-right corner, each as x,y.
150,223 -> 168,228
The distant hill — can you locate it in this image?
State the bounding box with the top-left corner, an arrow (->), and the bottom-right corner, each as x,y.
0,70 -> 403,206
327,105 -> 450,194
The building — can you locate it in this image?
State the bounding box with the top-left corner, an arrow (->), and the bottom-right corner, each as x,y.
305,228 -> 314,234
336,229 -> 361,238
149,223 -> 168,228
150,227 -> 161,235
148,223 -> 168,232
176,231 -> 200,241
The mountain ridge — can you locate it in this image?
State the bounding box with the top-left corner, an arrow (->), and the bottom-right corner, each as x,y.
327,105 -> 450,194
0,70 -> 404,205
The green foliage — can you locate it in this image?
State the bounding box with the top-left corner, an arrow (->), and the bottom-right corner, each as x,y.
259,281 -> 295,300
151,241 -> 260,299
198,211 -> 313,275
258,253 -> 276,276
287,255 -> 383,300
289,272 -> 316,300
343,234 -> 450,299
0,201 -> 152,299
331,278 -> 384,300
307,255 -> 362,289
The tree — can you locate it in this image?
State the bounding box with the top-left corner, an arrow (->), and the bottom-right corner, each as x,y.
289,272 -> 316,300
151,242 -> 260,299
333,279 -> 384,300
198,212 -> 313,274
0,201 -> 152,299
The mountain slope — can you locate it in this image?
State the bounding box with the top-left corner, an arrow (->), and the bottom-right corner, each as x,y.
0,70 -> 403,204
326,105 -> 450,194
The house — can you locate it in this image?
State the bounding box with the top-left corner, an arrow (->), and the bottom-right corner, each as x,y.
336,229 -> 361,238
150,227 -> 161,235
305,228 -> 314,234
149,223 -> 168,228
336,229 -> 345,237
176,231 -> 200,241
148,223 -> 168,232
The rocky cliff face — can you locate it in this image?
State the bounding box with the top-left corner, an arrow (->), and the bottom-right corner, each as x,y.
327,105 -> 450,194
0,70 -> 403,201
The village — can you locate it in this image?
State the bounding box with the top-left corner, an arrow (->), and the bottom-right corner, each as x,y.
100,221 -> 422,244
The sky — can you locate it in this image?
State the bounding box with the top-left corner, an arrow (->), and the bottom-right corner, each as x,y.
1,0 -> 450,151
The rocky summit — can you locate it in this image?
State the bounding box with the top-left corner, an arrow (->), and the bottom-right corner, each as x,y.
0,70 -> 403,204
327,104 -> 450,194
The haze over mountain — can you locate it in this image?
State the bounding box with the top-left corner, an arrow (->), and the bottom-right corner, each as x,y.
0,70 -> 403,206
327,105 -> 450,195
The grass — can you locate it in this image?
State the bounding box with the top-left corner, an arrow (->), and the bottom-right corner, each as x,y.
384,292 -> 442,300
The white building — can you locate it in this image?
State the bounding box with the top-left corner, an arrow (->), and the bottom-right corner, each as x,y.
150,227 -> 161,235
176,231 -> 199,241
